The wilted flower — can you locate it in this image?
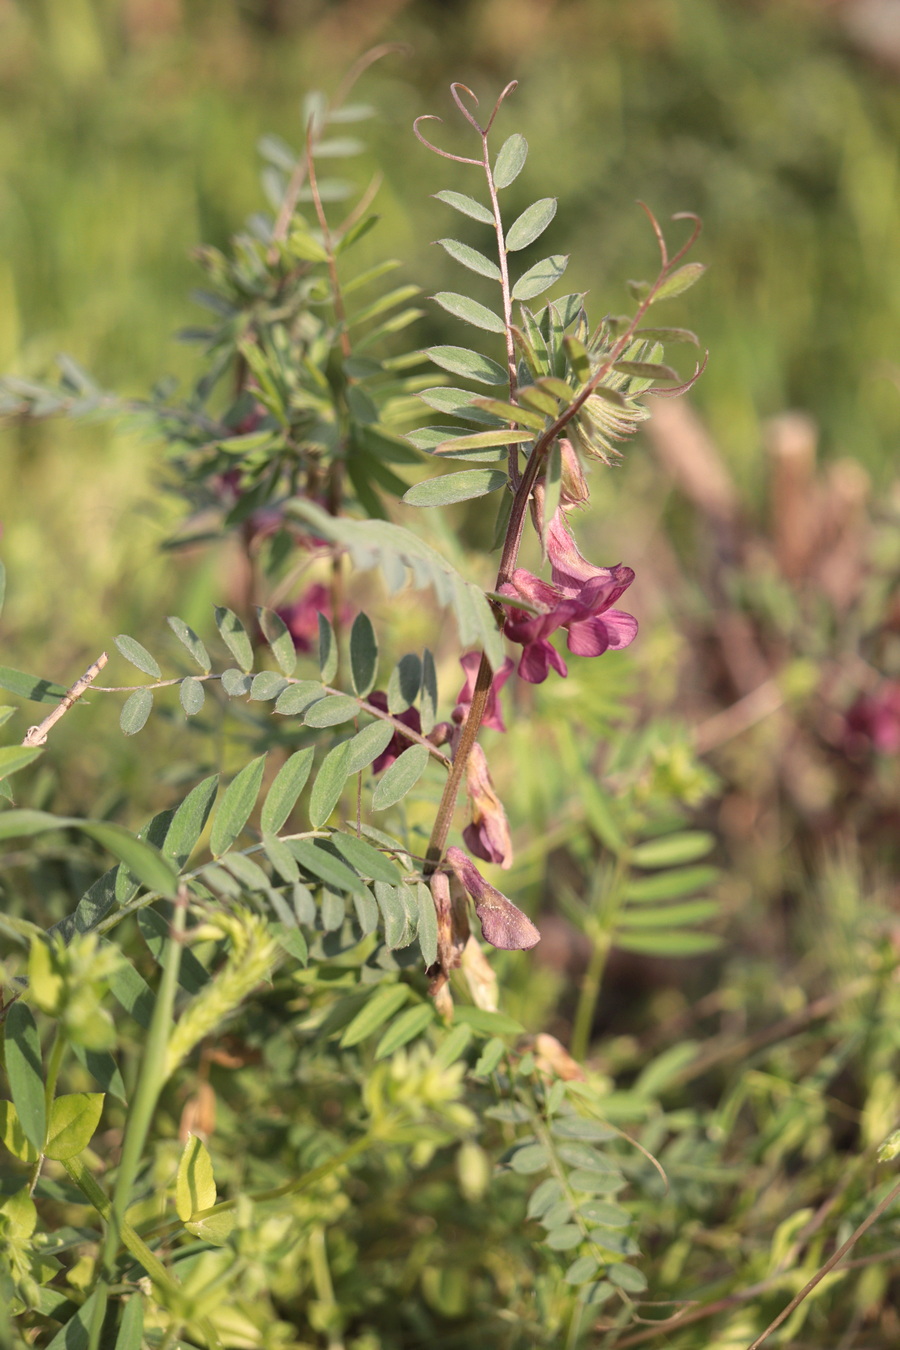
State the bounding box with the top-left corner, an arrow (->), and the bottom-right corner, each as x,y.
453,652 -> 515,732
499,510 -> 637,682
462,743 -> 513,869
445,847 -> 540,951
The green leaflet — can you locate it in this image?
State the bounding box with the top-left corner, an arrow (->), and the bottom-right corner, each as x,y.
402,469 -> 507,507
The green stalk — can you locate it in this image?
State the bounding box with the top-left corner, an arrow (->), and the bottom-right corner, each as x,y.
104,893 -> 186,1264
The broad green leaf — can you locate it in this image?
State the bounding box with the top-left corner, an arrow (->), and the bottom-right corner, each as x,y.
617,900 -> 718,928
433,189 -> 493,224
607,1263 -> 647,1293
563,334 -> 591,383
512,254 -> 569,301
249,671 -> 289,701
262,833 -> 300,883
432,292 -> 506,334
543,439 -> 562,530
453,1007 -> 525,1037
345,718 -> 395,775
120,688 -> 152,736
415,881 -> 439,966
579,1201 -> 630,1228
551,1118 -> 616,1143
387,653 -> 421,713
221,668 -> 252,697
432,428 -> 528,450
288,230 -> 329,262
176,1134 -> 216,1220
0,666 -> 66,704
527,1178 -> 564,1220
436,238 -> 501,281
375,1004 -> 435,1059
349,612 -> 378,697
115,1296 -> 144,1350
304,694 -> 359,728
274,680 -> 326,715
261,748 -> 314,833
510,1143 -> 549,1174
506,198 -> 557,252
273,923 -> 308,964
210,754 -> 267,855
624,865 -> 720,902
330,831 -> 401,883
565,1256 -> 600,1286
629,831 -> 715,869
372,744 -> 430,809
308,740 -> 352,827
180,677 -> 205,716
373,882 -> 415,947
615,930 -> 721,956
471,397 -> 546,431
418,387 -> 501,423
185,1211 -> 236,1245
653,261 -> 707,302
114,634 -> 161,679
166,616 -> 211,672
5,1003 -> 45,1152
80,823 -> 178,898
493,133 -> 528,188
43,1093 -> 104,1161
318,613 -> 338,683
0,744 -> 43,783
352,885 -> 379,935
164,774 -> 218,866
634,325 -> 700,346
214,606 -> 253,672
288,838 -> 365,893
434,1022 -> 473,1069
71,1044 -> 126,1103
544,1224 -> 583,1251
402,469 -> 507,507
107,960 -> 155,1029
340,983 -> 409,1047
0,1099 -> 39,1162
473,1036 -> 507,1078
44,1289 -> 102,1350
219,851 -> 271,892
427,345 -> 507,385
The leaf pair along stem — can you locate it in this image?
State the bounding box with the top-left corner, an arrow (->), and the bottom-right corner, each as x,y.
418,84 -> 705,871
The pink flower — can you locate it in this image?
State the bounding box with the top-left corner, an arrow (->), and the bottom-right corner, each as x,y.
446,847 -> 540,951
453,652 -> 515,732
276,583 -> 334,654
462,744 -> 513,869
843,684 -> 900,755
366,692 -> 423,773
499,511 -> 637,683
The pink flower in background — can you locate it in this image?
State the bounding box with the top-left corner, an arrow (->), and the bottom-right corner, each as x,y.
843,683 -> 900,755
453,652 -> 515,732
499,511 -> 637,683
276,583 -> 334,653
446,847 -> 540,951
462,743 -> 513,869
366,692 -> 423,773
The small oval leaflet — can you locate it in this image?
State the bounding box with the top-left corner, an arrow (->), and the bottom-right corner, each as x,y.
629,830 -> 715,869
260,747 -> 315,834
349,612 -> 378,697
432,189 -> 494,224
214,606 -> 254,673
303,694 -> 359,728
180,677 -> 205,717
437,237 -> 501,281
505,198 -> 557,252
114,634 -> 161,679
345,719 -> 395,775
375,1003 -> 435,1060
372,743 -> 430,810
120,688 -> 153,736
427,345 -> 507,386
167,615 -> 211,673
432,292 -> 507,334
493,133 -> 528,189
209,754 -> 267,857
403,469 -> 507,508
511,254 -> 569,302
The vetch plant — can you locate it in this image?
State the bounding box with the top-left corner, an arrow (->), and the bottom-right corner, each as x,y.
0,64 -> 783,1350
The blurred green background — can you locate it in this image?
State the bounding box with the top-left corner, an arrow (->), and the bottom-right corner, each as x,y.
2,0 -> 899,691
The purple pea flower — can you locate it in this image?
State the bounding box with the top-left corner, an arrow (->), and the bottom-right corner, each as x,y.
499,511 -> 638,683
453,652 -> 515,732
462,743 -> 513,870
